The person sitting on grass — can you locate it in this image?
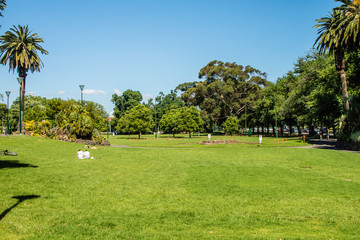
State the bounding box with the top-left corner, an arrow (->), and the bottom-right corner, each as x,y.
84,150 -> 90,159
77,149 -> 84,159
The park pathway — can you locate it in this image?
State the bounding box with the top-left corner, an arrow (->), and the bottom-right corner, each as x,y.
295,138 -> 360,154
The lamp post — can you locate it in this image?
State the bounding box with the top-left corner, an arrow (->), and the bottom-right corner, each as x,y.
5,91 -> 10,134
17,77 -> 24,134
107,115 -> 109,140
274,96 -> 278,138
245,103 -> 247,135
103,114 -> 109,139
154,98 -> 158,139
349,95 -> 353,133
79,85 -> 85,104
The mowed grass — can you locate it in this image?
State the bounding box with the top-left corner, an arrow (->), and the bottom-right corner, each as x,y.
107,133 -> 308,148
0,135 -> 359,239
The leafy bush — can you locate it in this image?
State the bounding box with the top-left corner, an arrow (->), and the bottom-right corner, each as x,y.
222,116 -> 239,136
350,131 -> 360,143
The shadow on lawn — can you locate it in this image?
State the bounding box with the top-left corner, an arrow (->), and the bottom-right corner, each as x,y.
0,195 -> 41,221
0,160 -> 38,169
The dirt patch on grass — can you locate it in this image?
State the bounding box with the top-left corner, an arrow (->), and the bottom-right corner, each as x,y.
200,140 -> 257,145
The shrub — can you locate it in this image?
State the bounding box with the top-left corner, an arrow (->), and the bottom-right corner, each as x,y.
350,131 -> 360,143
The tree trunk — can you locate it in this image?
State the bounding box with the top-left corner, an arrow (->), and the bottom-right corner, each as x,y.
339,69 -> 350,112
335,50 -> 350,112
18,68 -> 27,133
335,50 -> 350,134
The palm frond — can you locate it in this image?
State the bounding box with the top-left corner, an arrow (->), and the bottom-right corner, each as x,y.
0,25 -> 48,73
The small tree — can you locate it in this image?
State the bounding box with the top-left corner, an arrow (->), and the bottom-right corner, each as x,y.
222,116 -> 239,136
117,104 -> 154,139
159,106 -> 203,138
159,108 -> 180,137
180,106 -> 203,138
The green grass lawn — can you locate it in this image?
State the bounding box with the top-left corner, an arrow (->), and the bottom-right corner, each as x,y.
106,133 -> 308,148
1,135 -> 359,239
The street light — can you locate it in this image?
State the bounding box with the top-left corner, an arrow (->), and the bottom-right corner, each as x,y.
274,80 -> 279,139
245,103 -> 247,135
79,85 -> 85,104
5,91 -> 10,134
154,98 -> 158,139
102,114 -> 109,139
17,77 -> 24,134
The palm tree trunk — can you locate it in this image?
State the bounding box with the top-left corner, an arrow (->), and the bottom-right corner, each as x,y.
339,70 -> 349,112
20,78 -> 25,131
18,67 -> 27,132
335,50 -> 350,113
335,50 -> 350,134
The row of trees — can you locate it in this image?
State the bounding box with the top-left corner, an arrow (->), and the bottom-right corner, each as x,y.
109,47 -> 359,138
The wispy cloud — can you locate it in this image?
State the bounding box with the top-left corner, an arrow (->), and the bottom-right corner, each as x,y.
113,89 -> 122,95
28,92 -> 35,96
83,89 -> 107,95
58,90 -> 66,95
142,94 -> 154,100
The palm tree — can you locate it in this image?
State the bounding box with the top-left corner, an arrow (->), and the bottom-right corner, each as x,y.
314,9 -> 350,113
315,1 -> 360,134
0,25 -> 48,131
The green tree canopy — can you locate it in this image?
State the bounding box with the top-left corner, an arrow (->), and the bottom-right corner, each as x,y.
55,100 -> 107,139
222,116 -> 239,136
176,60 -> 268,131
117,104 -> 154,139
112,89 -> 142,118
159,106 -> 203,138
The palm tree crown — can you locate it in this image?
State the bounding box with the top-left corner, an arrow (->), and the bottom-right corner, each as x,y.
334,0 -> 360,51
0,25 -> 48,74
314,9 -> 343,54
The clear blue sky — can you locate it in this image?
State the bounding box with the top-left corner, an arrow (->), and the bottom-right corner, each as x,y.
0,0 -> 339,114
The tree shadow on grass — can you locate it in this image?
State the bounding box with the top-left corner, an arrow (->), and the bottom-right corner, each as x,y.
0,160 -> 38,169
0,195 -> 41,221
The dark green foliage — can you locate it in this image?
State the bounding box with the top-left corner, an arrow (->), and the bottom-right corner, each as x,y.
56,100 -> 107,139
112,89 -> 142,118
153,90 -> 183,120
159,106 -> 203,138
176,60 -> 268,130
117,104 -> 154,139
5,96 -> 107,140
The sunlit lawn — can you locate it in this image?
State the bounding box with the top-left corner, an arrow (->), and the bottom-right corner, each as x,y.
106,133 -> 308,148
1,135 -> 359,239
